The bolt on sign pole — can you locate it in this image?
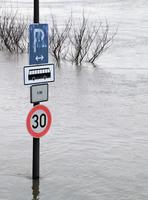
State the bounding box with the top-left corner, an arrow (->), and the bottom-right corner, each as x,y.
33,0 -> 40,180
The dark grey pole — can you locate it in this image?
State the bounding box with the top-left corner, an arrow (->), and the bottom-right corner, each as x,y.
33,138 -> 40,179
34,0 -> 39,23
33,102 -> 40,179
33,0 -> 40,180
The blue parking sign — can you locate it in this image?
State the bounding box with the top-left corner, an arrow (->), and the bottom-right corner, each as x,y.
29,24 -> 48,65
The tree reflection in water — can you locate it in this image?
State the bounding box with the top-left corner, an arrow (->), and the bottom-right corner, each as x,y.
32,179 -> 40,200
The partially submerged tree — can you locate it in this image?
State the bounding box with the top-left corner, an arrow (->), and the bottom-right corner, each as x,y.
0,10 -> 27,53
48,15 -> 72,66
68,15 -> 117,65
87,21 -> 117,64
68,15 -> 89,65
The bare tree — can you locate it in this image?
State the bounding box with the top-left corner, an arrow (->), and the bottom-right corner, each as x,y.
68,15 -> 90,65
68,15 -> 116,65
49,15 -> 72,66
88,21 -> 117,64
0,10 -> 27,53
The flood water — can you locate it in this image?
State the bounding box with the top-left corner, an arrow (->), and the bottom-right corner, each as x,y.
0,0 -> 148,200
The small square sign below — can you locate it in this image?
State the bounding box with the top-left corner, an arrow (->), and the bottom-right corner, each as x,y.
30,84 -> 48,103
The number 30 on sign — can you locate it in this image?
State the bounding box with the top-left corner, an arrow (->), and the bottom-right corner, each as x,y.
26,105 -> 52,138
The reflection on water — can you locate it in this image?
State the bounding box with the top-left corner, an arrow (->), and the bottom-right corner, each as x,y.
32,179 -> 40,200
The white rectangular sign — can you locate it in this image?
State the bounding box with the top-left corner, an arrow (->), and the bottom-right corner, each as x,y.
30,84 -> 48,103
24,64 -> 55,85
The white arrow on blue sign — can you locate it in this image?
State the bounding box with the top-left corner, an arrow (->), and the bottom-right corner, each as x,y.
29,24 -> 48,65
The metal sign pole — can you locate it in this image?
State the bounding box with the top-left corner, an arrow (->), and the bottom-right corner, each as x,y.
33,128 -> 40,179
33,0 -> 40,180
34,0 -> 39,23
33,101 -> 40,179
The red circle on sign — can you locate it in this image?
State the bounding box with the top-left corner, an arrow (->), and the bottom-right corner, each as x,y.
26,105 -> 52,138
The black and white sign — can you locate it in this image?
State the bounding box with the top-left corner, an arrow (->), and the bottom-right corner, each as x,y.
24,64 -> 55,85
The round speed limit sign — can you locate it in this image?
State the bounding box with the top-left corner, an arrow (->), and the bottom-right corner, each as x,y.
26,105 -> 52,138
